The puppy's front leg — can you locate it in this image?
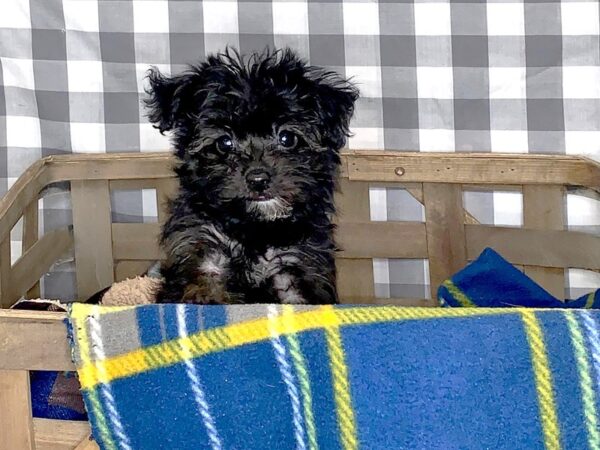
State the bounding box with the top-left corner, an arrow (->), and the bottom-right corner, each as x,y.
187,250 -> 234,304
181,275 -> 232,304
157,223 -> 236,304
156,258 -> 232,304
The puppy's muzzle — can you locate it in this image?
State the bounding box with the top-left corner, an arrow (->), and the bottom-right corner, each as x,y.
246,168 -> 271,193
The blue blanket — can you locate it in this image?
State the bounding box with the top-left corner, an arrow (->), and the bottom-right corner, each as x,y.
439,247 -> 600,308
67,303 -> 600,450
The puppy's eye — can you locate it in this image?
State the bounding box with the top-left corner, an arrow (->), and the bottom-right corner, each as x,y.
216,136 -> 234,152
278,131 -> 298,149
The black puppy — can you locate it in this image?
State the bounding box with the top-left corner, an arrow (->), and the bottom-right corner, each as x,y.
145,48 -> 359,304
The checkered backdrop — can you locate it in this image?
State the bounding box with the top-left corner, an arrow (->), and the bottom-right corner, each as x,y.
1,0 -> 599,301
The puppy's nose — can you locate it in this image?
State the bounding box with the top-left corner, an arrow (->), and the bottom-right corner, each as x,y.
246,168 -> 271,192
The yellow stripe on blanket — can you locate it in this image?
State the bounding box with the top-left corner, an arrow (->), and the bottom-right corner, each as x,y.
521,310 -> 561,450
441,279 -> 476,307
72,304 -> 536,391
70,305 -> 116,450
585,292 -> 596,309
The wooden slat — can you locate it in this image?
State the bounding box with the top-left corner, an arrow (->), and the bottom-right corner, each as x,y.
74,436 -> 99,450
9,228 -> 73,305
0,310 -> 74,371
34,419 -> 91,450
334,179 -> 375,302
462,184 -> 523,192
109,178 -> 171,191
0,370 -> 35,450
337,221 -> 427,258
0,239 -> 10,308
23,200 -> 41,299
465,224 -> 600,271
46,153 -> 174,182
346,151 -> 600,187
523,186 -> 565,298
336,258 -> 376,304
339,151 -> 349,178
335,179 -> 371,220
115,260 -> 155,282
111,211 -> 425,261
27,151 -> 600,190
0,159 -> 48,245
424,183 -> 468,298
71,180 -> 114,300
524,266 -> 565,296
112,223 -> 163,261
523,186 -> 564,229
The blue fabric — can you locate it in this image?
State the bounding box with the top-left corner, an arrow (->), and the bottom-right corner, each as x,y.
438,247 -> 600,308
66,303 -> 600,449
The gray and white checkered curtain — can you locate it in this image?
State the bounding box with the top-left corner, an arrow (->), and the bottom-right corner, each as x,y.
1,0 -> 599,301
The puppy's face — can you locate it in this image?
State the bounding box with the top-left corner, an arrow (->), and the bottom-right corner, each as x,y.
145,49 -> 359,221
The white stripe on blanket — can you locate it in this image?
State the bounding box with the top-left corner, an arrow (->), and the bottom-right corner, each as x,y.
176,304 -> 223,450
268,304 -> 307,450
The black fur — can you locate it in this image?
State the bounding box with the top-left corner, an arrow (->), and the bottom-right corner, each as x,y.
144,48 -> 359,304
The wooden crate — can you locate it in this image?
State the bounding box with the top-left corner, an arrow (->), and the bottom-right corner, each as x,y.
0,150 -> 599,449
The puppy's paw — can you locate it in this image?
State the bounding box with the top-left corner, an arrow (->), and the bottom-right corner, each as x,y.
180,275 -> 235,304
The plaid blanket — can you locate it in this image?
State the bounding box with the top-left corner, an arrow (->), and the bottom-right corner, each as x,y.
68,303 -> 600,450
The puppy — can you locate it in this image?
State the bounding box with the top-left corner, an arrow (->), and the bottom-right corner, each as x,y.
145,48 -> 359,304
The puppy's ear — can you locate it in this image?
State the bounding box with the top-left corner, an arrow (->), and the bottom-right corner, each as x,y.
144,67 -> 201,134
310,72 -> 360,150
